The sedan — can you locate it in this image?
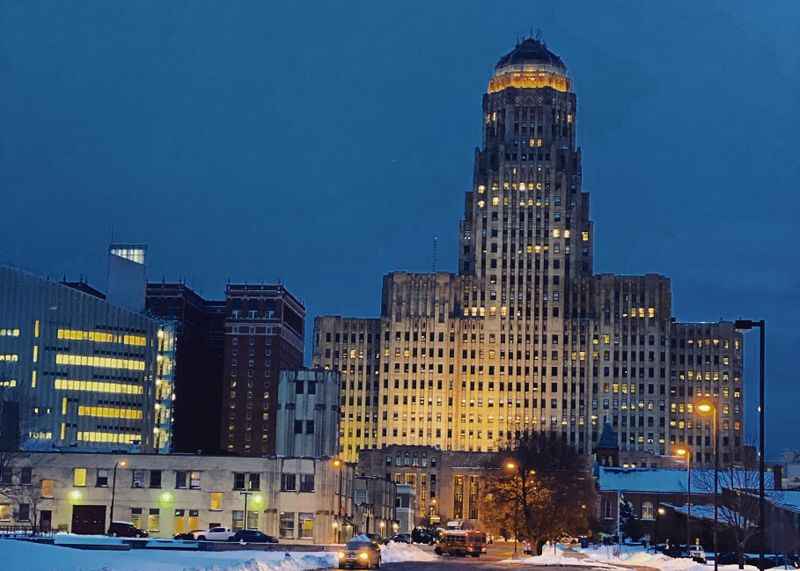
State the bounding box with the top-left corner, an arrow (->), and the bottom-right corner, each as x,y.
338,539 -> 381,569
228,530 -> 278,543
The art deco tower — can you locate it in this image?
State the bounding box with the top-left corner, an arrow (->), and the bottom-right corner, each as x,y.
313,39 -> 744,469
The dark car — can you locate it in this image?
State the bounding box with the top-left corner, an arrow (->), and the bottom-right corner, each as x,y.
174,530 -> 203,540
228,529 -> 278,544
108,520 -> 148,538
387,533 -> 411,544
338,539 -> 381,569
411,527 -> 436,545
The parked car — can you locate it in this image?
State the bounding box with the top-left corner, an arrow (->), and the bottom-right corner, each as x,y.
386,533 -> 411,544
337,538 -> 382,569
194,527 -> 235,541
688,545 -> 707,563
228,529 -> 278,543
108,520 -> 148,538
411,527 -> 436,545
174,530 -> 203,540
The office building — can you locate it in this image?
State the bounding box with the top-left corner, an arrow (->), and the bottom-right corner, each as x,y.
312,38 -> 745,466
276,369 -> 340,458
0,265 -> 173,452
0,451 -> 356,543
221,284 -> 305,456
145,283 -> 226,454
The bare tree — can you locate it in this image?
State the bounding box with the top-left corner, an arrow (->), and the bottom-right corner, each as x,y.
0,449 -> 40,533
694,459 -> 761,569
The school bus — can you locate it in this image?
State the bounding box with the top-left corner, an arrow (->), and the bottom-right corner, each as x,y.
434,530 -> 487,557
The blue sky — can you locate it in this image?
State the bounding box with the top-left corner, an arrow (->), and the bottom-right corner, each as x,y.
1,1 -> 798,457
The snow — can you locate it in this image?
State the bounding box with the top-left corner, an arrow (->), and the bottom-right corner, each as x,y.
380,541 -> 438,563
766,489 -> 800,512
505,543 -> 762,570
3,539 -> 337,571
598,467 -> 774,493
54,534 -> 127,545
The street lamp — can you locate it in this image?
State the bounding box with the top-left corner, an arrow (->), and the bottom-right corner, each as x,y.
239,491 -> 256,530
675,447 -> 693,549
734,318 -> 766,570
504,460 -> 519,555
332,458 -> 343,543
108,459 -> 127,533
696,401 -> 719,571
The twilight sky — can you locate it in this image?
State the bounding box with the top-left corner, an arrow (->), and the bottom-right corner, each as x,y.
1,1 -> 798,458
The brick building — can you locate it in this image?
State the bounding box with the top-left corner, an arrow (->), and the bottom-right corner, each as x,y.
221,284 -> 305,456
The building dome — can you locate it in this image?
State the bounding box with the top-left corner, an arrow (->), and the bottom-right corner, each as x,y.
489,37 -> 571,94
495,37 -> 566,71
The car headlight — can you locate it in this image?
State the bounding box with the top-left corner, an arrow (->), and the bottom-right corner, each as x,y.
337,551 -> 345,559
359,552 -> 369,560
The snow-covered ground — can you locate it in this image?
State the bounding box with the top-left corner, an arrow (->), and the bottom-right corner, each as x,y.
3,539 -> 337,571
504,542 -> 761,570
380,541 -> 438,563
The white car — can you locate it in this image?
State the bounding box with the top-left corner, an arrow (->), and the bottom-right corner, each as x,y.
688,546 -> 707,563
193,527 -> 235,541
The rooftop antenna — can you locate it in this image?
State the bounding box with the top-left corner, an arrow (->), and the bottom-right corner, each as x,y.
535,28 -> 543,42
432,236 -> 438,273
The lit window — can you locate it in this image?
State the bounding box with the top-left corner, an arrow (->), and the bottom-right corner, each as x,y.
73,468 -> 87,487
210,492 -> 223,511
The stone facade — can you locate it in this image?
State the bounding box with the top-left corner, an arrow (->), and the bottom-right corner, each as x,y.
311,38 -> 746,467
357,445 -> 493,528
276,369 -> 340,459
0,451 -> 356,544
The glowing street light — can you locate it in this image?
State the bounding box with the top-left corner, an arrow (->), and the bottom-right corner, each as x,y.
695,401 -> 719,571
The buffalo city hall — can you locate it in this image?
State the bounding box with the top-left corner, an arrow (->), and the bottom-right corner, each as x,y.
312,39 -> 744,468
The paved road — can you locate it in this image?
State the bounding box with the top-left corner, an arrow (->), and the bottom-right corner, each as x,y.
379,543 -> 610,570
382,561 -> 602,570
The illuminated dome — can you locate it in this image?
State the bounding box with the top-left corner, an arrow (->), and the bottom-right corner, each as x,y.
489,38 -> 571,94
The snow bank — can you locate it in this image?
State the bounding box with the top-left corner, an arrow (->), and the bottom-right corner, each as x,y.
53,533 -> 126,545
3,539 -> 337,571
380,541 -> 438,563
502,544 -> 614,567
578,544 -> 760,571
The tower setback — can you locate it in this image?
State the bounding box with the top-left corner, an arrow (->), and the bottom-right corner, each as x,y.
312,39 -> 744,473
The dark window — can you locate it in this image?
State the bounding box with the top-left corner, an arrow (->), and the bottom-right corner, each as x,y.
248,473 -> 260,491
18,503 -> 30,521
294,420 -> 303,434
281,473 -> 297,491
175,471 -> 187,489
307,382 -> 316,395
300,474 -> 315,492
96,469 -> 109,488
295,381 -> 304,394
305,420 -> 315,434
20,468 -> 32,485
149,470 -> 162,489
233,472 -> 245,490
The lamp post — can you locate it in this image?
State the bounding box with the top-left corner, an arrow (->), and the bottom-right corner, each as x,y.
675,448 -> 692,549
504,461 -> 519,555
239,491 -> 255,530
735,318 -> 766,569
697,401 -> 719,571
333,458 -> 343,543
108,459 -> 127,533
